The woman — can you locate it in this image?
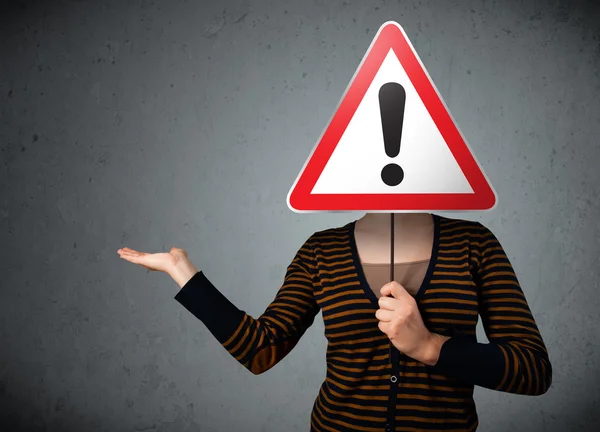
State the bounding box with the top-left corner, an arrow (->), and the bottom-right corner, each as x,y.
118,212 -> 552,431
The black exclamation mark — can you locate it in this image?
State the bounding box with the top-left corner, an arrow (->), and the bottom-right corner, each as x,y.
378,82 -> 406,186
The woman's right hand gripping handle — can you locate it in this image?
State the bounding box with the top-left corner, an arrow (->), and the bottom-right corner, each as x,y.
117,237 -> 321,375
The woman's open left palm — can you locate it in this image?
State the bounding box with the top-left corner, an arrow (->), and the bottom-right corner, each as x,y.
117,247 -> 188,274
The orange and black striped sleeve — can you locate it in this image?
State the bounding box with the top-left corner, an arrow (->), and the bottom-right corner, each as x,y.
174,235 -> 321,375
430,223 -> 552,395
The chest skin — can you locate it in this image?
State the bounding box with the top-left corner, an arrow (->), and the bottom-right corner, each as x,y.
354,216 -> 434,298
353,216 -> 434,265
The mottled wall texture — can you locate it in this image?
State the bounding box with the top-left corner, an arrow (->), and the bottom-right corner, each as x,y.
1,0 -> 599,430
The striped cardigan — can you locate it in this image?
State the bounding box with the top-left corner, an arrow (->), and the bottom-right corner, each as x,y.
175,214 -> 552,431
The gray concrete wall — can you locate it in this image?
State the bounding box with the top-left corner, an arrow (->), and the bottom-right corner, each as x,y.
1,0 -> 599,430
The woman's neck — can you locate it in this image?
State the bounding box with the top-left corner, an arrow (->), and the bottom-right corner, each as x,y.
355,212 -> 432,232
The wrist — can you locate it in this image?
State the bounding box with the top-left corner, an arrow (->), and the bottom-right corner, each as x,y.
169,259 -> 199,289
421,332 -> 451,366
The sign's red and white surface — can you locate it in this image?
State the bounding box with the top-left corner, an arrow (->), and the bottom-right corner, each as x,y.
287,21 -> 496,212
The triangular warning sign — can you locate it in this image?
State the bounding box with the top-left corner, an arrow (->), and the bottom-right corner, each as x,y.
287,21 -> 496,212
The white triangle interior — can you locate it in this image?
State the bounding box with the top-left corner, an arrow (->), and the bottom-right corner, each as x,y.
311,48 -> 473,194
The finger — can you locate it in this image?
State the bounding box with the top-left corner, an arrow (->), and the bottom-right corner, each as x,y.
375,308 -> 395,322
120,254 -> 141,264
122,247 -> 142,255
381,281 -> 408,299
379,281 -> 396,296
118,251 -> 138,258
120,250 -> 147,258
378,320 -> 390,335
377,295 -> 398,311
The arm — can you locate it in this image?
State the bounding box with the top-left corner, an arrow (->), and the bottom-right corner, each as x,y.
428,223 -> 552,395
173,235 -> 321,375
